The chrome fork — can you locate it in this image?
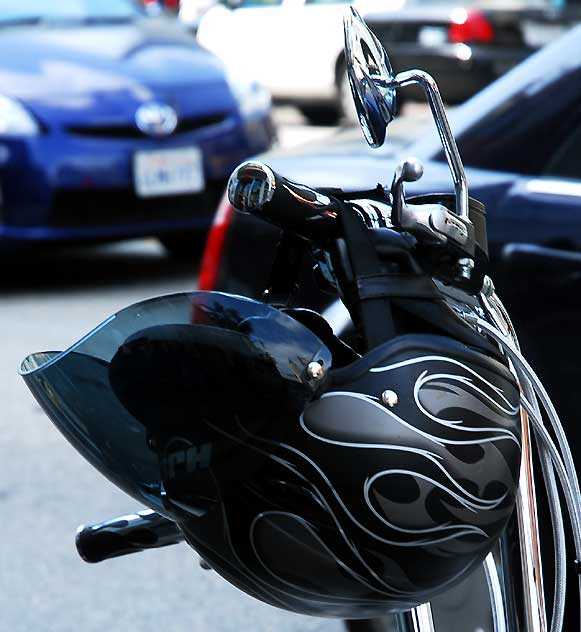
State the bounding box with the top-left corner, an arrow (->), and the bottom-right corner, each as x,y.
481,285 -> 547,632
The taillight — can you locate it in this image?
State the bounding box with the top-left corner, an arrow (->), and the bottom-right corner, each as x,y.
449,9 -> 494,44
198,191 -> 234,291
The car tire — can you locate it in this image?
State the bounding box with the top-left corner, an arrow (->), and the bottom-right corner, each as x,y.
158,231 -> 206,260
298,104 -> 340,126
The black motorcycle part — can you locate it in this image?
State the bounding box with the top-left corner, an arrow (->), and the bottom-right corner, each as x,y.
76,510 -> 183,563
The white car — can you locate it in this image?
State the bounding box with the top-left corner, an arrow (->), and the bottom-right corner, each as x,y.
195,0 -> 403,124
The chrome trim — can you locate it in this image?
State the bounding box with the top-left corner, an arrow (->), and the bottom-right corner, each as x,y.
344,6 -> 396,148
389,70 -> 469,220
227,161 -> 276,213
481,291 -> 547,632
401,603 -> 436,631
322,299 -> 351,336
525,178 -> 581,197
484,551 -> 508,632
516,410 -> 547,632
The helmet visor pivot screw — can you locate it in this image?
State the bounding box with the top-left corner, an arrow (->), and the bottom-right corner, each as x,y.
307,361 -> 325,380
381,390 -> 399,407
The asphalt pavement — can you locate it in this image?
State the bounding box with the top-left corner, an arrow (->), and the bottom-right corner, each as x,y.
0,106 -> 431,632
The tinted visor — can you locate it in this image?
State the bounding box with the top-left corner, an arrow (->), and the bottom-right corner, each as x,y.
20,292 -> 330,516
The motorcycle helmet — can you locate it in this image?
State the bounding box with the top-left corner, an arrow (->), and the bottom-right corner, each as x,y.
20,291 -> 521,618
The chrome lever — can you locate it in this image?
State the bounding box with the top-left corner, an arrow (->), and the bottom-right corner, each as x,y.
390,156 -> 424,225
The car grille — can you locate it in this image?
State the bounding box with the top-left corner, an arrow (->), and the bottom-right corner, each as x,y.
67,113 -> 229,139
48,181 -> 226,228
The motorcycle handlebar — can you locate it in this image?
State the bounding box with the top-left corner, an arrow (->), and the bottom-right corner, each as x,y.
75,509 -> 184,563
227,161 -> 342,240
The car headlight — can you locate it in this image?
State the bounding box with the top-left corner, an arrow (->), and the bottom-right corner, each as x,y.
226,72 -> 271,119
0,95 -> 40,136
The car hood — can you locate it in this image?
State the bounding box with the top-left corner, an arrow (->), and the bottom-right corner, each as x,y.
260,128 -> 515,202
0,17 -> 236,125
262,129 -> 405,190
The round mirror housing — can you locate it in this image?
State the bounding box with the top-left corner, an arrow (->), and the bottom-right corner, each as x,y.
344,6 -> 396,148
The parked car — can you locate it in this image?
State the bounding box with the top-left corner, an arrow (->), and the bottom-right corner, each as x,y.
179,0 -> 217,32
196,0 -> 403,125
0,0 -> 274,257
141,0 -> 180,13
366,0 -> 580,103
200,24 -> 581,448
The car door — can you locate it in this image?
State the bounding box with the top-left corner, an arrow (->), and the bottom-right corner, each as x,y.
491,118 -> 581,251
277,0 -> 402,101
196,0 -> 296,96
489,122 -> 581,454
278,0 -> 350,100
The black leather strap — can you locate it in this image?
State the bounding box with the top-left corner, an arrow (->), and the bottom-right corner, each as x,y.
338,201 -> 396,349
262,232 -> 305,306
357,274 -> 441,301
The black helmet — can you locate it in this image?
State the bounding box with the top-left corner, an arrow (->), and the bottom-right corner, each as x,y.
20,291 -> 521,618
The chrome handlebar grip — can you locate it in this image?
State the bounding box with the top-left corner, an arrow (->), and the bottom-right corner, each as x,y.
227,160 -> 342,240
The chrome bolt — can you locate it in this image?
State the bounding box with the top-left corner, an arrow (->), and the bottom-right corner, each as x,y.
457,257 -> 474,280
381,390 -> 399,408
307,361 -> 325,380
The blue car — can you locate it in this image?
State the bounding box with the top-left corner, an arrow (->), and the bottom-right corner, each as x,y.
0,0 -> 274,256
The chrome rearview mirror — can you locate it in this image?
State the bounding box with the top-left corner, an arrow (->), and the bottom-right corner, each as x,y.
344,6 -> 396,149
344,6 -> 469,220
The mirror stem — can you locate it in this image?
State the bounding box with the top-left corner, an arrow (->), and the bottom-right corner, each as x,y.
389,70 -> 469,220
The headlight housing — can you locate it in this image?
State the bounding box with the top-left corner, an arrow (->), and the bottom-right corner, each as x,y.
0,95 -> 40,136
226,70 -> 271,119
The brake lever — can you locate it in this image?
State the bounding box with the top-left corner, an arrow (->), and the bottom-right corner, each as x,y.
389,156 -> 424,225
389,157 -> 475,280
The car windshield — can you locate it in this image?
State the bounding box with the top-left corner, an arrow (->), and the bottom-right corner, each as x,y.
409,24 -> 581,170
0,0 -> 142,24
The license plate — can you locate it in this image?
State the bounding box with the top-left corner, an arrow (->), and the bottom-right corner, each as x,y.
418,26 -> 448,47
133,147 -> 204,198
522,21 -> 564,48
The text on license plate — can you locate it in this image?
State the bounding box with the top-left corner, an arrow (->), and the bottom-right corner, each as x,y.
133,147 -> 205,198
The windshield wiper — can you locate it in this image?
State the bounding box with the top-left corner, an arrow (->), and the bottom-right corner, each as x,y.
0,16 -> 45,27
0,15 -> 135,27
78,16 -> 135,25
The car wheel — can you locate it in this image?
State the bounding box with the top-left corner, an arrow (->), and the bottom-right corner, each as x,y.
338,66 -> 359,127
158,231 -> 206,260
298,104 -> 340,126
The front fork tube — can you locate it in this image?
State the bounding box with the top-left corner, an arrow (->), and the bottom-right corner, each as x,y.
481,287 -> 547,632
515,407 -> 547,631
